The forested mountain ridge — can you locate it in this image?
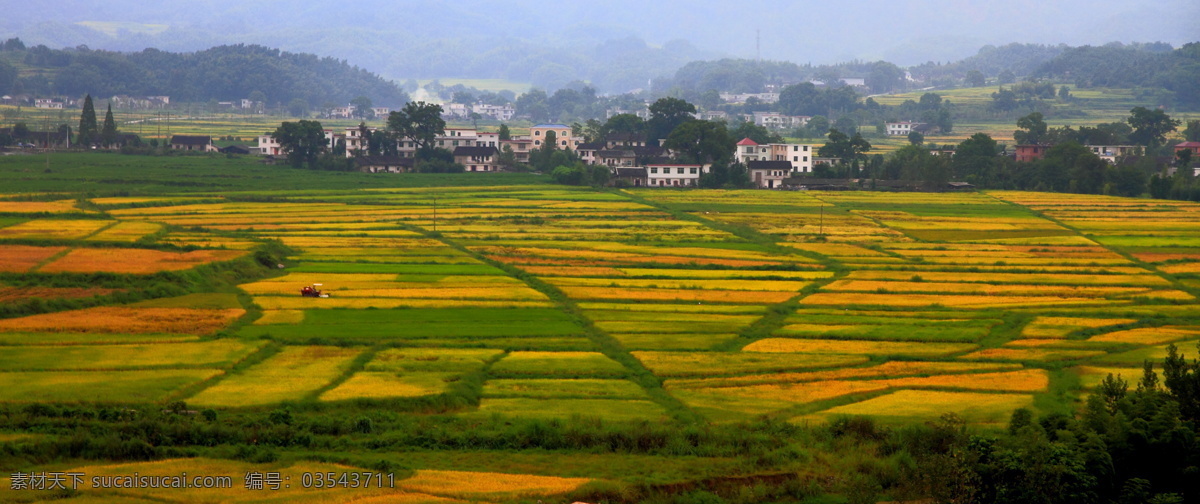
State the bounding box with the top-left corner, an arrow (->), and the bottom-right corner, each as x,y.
0,42 -> 409,108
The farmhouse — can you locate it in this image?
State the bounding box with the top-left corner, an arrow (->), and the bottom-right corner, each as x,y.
170,135 -> 217,152
734,138 -> 815,174
530,124 -> 579,150
885,122 -> 924,136
1175,141 -> 1200,156
612,167 -> 648,187
747,160 -> 791,189
453,146 -> 501,172
1015,144 -> 1049,163
1087,145 -> 1139,164
646,164 -> 706,187
355,155 -> 414,173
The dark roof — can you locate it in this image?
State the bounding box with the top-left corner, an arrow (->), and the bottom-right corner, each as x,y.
171,135 -> 211,145
614,167 -> 647,177
606,132 -> 645,142
747,160 -> 793,170
219,145 -> 251,154
355,155 -> 413,167
452,146 -> 498,157
633,146 -> 667,157
577,142 -> 605,151
597,149 -> 636,158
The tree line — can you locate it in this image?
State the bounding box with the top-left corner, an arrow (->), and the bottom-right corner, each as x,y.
0,39 -> 409,109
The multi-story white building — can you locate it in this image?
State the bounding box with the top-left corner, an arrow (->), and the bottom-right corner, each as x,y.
886,122 -> 923,136
734,138 -> 814,174
719,92 -> 780,104
752,112 -> 810,129
1087,145 -> 1139,164
473,104 -> 515,121
646,164 -> 708,187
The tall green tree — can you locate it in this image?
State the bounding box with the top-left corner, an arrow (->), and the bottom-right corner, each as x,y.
645,97 -> 696,146
498,124 -> 511,141
1183,120 -> 1200,142
273,120 -> 328,168
954,133 -> 999,183
1127,107 -> 1181,148
818,128 -> 872,165
100,103 -> 118,147
76,94 -> 97,146
663,120 -> 733,165
728,121 -> 782,145
386,101 -> 445,154
351,96 -> 373,119
1014,112 -> 1048,144
965,70 -> 986,87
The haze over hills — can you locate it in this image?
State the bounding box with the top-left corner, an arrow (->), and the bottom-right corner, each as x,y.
3,0 -> 1197,93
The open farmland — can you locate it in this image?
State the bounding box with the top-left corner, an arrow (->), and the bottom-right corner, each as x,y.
1,176 -> 1199,502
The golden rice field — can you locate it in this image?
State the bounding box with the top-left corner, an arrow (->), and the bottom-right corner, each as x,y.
0,307 -> 244,334
188,346 -> 363,407
1,185 -> 1198,431
0,219 -> 112,240
39,248 -> 247,274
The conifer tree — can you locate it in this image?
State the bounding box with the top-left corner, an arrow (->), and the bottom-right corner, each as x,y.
77,94 -> 97,146
100,103 -> 118,147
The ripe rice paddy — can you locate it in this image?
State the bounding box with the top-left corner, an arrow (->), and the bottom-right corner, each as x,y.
1,184 -> 1197,430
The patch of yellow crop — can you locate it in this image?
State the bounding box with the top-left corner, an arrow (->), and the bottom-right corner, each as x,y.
824,279 -> 1148,297
0,219 -> 110,239
960,348 -> 1105,361
846,270 -> 1169,287
800,390 -> 1034,426
1076,366 -> 1152,388
254,297 -> 554,310
0,307 -> 244,334
320,372 -> 451,401
633,351 -> 868,377
188,346 -> 362,407
254,310 -> 306,325
1158,262 -> 1200,274
1023,316 -> 1138,338
84,221 -> 163,242
398,469 -> 591,499
520,265 -> 628,277
881,369 -> 1049,392
0,200 -> 87,213
546,277 -> 811,292
802,292 -> 1111,309
558,286 -> 795,304
1088,326 -> 1200,345
744,338 -> 976,357
41,248 -> 246,274
666,361 -> 1021,389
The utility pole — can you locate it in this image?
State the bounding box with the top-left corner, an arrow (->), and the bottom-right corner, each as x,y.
819,203 -> 824,237
433,194 -> 438,233
756,30 -> 761,62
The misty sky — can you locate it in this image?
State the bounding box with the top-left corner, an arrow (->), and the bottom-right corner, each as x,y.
3,0 -> 1197,69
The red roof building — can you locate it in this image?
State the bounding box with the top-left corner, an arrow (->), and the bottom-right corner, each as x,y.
736,138 -> 759,146
1174,141 -> 1200,155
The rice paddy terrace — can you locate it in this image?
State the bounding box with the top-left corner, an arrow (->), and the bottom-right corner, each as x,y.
1,183 -> 1198,502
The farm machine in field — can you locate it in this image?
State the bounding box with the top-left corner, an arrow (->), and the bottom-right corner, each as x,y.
300,284 -> 329,298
